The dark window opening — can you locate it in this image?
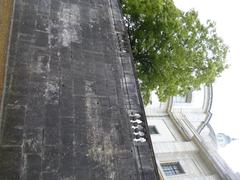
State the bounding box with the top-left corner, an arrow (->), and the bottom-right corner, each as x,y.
148,125 -> 159,134
161,162 -> 185,176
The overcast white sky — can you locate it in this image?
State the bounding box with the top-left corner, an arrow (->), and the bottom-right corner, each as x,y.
174,0 -> 240,172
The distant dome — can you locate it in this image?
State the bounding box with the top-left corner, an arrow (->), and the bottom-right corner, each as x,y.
216,133 -> 235,148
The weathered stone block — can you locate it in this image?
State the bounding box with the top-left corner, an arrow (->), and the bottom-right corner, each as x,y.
0,147 -> 21,179
42,146 -> 59,172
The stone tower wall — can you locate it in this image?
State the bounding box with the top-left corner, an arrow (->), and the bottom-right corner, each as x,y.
0,0 -> 160,179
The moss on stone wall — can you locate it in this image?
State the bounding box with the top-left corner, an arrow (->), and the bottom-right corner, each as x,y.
0,0 -> 13,97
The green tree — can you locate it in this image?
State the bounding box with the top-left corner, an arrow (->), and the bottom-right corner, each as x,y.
121,0 -> 228,104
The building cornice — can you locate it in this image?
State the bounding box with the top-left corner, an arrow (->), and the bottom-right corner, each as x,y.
169,111 -> 238,180
198,85 -> 213,133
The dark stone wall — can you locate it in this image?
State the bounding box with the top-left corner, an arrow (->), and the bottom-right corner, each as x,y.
0,0 -> 160,179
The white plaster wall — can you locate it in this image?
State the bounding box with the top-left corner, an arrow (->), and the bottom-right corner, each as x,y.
148,91 -> 169,112
157,156 -> 202,177
145,106 -> 168,116
147,116 -> 184,142
184,112 -> 206,122
171,111 -> 207,133
145,88 -> 222,180
156,152 -> 221,180
165,174 -> 220,180
153,141 -> 198,154
172,88 -> 205,110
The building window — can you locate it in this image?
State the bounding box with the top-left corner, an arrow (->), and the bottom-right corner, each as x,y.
161,162 -> 184,176
173,92 -> 192,103
148,126 -> 159,134
173,95 -> 187,103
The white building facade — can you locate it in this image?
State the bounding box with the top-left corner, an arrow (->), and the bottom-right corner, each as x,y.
146,86 -> 238,179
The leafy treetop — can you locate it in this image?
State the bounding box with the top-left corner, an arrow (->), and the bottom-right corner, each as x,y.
121,0 -> 228,104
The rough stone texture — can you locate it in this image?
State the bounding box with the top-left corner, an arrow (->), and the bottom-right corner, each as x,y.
0,0 -> 160,179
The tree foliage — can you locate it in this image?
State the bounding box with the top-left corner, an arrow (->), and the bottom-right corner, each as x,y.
121,0 -> 228,104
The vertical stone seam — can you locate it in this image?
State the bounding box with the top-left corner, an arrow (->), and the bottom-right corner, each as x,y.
70,6 -> 77,179
0,0 -> 12,95
0,0 -> 15,142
